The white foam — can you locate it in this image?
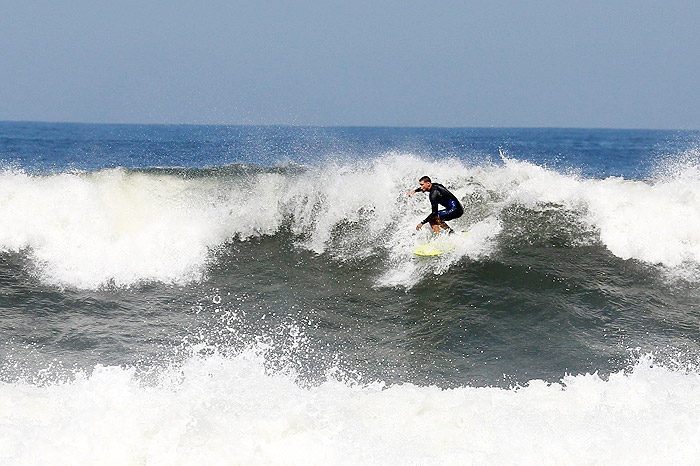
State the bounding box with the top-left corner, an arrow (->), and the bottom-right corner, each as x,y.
1,352 -> 699,465
481,157 -> 700,270
0,169 -> 235,288
5,153 -> 700,288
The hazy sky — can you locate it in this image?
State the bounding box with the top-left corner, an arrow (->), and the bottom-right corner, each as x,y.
2,1 -> 699,128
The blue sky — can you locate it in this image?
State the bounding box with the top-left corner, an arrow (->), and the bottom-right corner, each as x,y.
2,1 -> 699,128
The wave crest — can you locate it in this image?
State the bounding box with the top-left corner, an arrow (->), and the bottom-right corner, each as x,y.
3,153 -> 700,288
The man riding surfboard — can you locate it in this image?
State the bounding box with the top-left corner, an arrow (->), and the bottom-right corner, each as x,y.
408,176 -> 463,234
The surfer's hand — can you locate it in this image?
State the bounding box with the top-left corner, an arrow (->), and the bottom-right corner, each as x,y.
408,190 -> 415,197
416,223 -> 423,230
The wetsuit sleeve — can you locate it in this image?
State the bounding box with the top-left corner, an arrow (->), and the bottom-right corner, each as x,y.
421,192 -> 440,224
422,210 -> 438,225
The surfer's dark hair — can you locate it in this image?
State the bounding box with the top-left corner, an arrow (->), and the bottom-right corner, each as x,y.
419,176 -> 431,183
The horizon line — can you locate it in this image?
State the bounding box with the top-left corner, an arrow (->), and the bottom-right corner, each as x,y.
0,119 -> 696,133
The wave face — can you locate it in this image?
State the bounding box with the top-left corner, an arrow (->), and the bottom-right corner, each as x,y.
3,153 -> 700,288
2,350 -> 700,466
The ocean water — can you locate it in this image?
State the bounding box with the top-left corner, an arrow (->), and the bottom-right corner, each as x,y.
2,121 -> 700,464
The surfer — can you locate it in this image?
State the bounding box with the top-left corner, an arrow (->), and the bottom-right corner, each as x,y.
408,176 -> 463,234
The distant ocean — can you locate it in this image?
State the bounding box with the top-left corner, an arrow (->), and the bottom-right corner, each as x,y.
2,121 -> 700,465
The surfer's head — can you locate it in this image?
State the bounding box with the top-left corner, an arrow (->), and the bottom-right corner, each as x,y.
418,176 -> 432,191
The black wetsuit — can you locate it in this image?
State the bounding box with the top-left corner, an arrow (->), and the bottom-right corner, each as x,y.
417,183 -> 463,224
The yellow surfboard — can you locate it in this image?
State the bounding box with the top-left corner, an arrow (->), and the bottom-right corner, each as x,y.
412,232 -> 466,256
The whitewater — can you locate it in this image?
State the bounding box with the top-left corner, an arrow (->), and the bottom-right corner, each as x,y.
3,351 -> 700,466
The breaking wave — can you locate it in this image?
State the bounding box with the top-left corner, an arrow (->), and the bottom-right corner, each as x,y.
2,152 -> 700,288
